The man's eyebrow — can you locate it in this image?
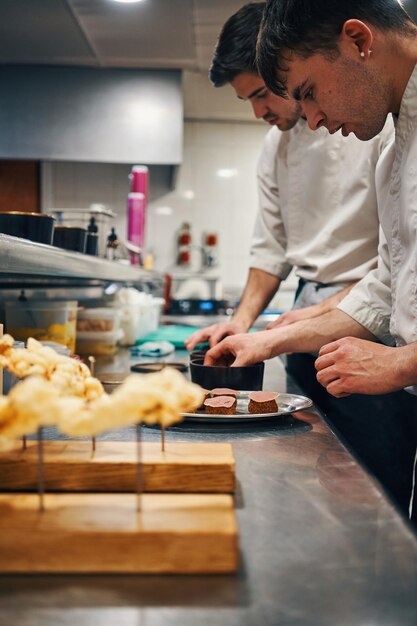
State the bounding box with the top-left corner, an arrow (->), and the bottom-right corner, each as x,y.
292,79 -> 309,101
241,86 -> 267,100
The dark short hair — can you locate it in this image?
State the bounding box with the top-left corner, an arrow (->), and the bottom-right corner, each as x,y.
257,0 -> 415,97
210,2 -> 266,87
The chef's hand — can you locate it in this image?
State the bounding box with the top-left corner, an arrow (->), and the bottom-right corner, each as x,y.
185,320 -> 249,351
204,331 -> 273,367
315,337 -> 403,397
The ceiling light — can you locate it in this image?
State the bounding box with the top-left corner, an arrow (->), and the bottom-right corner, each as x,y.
112,0 -> 146,4
217,168 -> 238,179
155,206 -> 173,216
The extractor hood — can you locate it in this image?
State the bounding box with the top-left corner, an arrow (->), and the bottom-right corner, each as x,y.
0,65 -> 183,165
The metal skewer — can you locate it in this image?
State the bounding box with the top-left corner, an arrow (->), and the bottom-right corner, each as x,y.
136,423 -> 143,512
160,361 -> 166,453
37,427 -> 45,513
88,356 -> 96,456
161,425 -> 166,453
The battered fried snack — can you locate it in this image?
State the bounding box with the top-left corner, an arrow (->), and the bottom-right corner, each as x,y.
0,334 -> 104,401
0,366 -> 205,448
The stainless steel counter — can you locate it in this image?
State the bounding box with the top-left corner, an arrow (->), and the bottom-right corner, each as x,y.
1,351 -> 416,626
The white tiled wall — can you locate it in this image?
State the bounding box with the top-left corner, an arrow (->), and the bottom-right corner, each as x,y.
42,120 -> 297,310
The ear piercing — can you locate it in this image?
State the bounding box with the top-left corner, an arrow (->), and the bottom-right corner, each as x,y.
360,50 -> 372,58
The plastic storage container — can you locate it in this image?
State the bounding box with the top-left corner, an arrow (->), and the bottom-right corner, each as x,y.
5,301 -> 78,353
77,308 -> 122,333
76,329 -> 124,356
117,294 -> 165,345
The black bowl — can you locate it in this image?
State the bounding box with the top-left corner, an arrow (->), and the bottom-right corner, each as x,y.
0,211 -> 55,244
53,225 -> 87,253
190,358 -> 264,391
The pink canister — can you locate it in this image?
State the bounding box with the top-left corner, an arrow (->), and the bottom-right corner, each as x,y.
127,192 -> 146,265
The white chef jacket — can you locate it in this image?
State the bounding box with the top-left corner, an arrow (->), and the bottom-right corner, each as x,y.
339,63 -> 417,355
250,118 -> 394,287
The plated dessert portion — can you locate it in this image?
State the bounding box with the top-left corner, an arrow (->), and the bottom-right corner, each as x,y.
204,396 -> 237,415
195,388 -> 281,418
183,388 -> 313,422
248,391 -> 279,414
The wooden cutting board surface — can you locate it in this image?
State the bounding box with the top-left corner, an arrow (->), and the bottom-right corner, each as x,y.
0,492 -> 238,573
0,440 -> 235,493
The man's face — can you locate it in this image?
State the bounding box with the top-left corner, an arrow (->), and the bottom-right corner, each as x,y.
283,50 -> 390,141
230,72 -> 301,131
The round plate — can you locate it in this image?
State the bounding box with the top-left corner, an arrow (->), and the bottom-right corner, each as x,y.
181,391 -> 313,423
130,362 -> 188,374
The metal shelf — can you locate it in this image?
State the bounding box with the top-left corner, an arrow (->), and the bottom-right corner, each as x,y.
0,234 -> 161,284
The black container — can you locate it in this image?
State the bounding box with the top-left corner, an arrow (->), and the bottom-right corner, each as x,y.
189,347 -> 209,362
0,211 -> 55,244
190,358 -> 264,391
53,225 -> 87,253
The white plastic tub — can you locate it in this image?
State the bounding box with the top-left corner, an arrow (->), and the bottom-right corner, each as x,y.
114,288 -> 164,345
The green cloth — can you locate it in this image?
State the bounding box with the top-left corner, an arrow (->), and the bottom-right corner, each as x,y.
135,325 -> 206,349
135,324 -> 257,349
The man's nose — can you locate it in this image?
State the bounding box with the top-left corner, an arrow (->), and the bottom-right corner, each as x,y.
303,102 -> 326,131
251,100 -> 267,119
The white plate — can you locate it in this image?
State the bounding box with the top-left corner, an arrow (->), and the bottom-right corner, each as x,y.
181,391 -> 313,423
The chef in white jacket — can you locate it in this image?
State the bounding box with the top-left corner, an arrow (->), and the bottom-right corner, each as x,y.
208,0 -> 417,518
188,3 -> 417,521
185,2 -> 393,352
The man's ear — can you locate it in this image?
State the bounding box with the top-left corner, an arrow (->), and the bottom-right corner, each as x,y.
340,19 -> 373,59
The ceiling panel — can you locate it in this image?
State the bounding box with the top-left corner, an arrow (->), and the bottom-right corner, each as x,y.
69,0 -> 197,68
193,0 -> 252,72
0,0 -> 95,65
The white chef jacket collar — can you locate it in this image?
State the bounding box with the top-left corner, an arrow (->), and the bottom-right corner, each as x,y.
395,61 -> 417,149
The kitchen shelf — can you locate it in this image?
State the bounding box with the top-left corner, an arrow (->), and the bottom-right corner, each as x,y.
0,234 -> 161,285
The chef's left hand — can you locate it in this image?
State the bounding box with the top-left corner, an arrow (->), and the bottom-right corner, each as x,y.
315,337 -> 404,397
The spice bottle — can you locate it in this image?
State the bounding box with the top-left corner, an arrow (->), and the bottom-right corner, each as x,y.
86,216 -> 98,256
106,227 -> 119,261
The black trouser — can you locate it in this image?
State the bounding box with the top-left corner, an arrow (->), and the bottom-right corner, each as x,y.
287,352 -> 417,523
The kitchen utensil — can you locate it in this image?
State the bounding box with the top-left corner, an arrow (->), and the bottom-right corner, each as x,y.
53,225 -> 87,253
130,362 -> 188,374
0,211 -> 55,244
190,358 -> 264,391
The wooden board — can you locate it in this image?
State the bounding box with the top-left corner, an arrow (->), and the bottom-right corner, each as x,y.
0,493 -> 238,573
0,441 -> 235,493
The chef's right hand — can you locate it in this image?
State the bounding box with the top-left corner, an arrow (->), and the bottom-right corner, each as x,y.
204,331 -> 273,367
185,321 -> 249,351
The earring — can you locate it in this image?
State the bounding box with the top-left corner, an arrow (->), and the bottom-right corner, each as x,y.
360,51 -> 365,58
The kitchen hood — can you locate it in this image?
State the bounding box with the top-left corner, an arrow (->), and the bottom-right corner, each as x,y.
0,65 -> 183,165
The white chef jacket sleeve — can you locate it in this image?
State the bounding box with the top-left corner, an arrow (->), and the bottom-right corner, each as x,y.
249,129 -> 293,280
337,226 -> 395,345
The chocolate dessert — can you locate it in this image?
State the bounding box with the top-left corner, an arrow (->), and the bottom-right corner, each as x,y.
210,388 -> 238,398
248,391 -> 279,414
204,396 -> 237,415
